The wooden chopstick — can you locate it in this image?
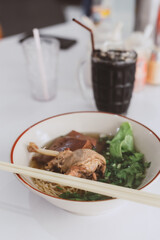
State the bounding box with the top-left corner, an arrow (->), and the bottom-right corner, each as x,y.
0,161 -> 160,207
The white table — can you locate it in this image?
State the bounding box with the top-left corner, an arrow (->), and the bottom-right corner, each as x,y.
0,22 -> 160,240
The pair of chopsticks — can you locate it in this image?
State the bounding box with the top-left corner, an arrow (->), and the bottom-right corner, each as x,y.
0,161 -> 160,207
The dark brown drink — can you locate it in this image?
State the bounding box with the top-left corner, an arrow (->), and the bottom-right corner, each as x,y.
92,50 -> 137,114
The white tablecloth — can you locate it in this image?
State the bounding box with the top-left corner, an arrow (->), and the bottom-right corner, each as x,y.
0,22 -> 160,240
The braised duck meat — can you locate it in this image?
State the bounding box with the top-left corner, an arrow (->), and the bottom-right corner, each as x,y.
49,137 -> 93,152
45,149 -> 106,180
66,130 -> 97,146
66,149 -> 106,180
32,131 -> 97,164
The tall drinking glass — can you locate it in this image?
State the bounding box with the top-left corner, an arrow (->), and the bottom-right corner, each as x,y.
22,36 -> 59,101
79,49 -> 137,114
92,50 -> 137,114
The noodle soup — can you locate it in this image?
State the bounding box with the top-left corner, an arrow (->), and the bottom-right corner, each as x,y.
28,122 -> 150,201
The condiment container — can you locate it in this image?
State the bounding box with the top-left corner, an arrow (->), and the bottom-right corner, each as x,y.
155,4 -> 160,46
147,48 -> 160,85
125,30 -> 154,91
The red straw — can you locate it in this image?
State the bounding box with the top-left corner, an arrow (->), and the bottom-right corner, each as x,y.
72,18 -> 95,52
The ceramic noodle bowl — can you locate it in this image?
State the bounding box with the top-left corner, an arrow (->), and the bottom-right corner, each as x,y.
11,112 -> 160,215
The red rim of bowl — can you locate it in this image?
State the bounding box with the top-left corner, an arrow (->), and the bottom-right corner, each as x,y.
10,111 -> 160,203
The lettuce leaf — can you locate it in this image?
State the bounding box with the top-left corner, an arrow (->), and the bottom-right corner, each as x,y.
110,122 -> 134,158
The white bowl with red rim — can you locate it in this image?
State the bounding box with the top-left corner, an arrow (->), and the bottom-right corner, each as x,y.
11,112 -> 160,215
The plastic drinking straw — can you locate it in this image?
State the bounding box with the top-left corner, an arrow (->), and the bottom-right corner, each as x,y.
33,28 -> 49,100
72,18 -> 95,52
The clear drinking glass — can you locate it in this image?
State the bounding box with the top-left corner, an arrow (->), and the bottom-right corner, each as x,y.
22,36 -> 59,101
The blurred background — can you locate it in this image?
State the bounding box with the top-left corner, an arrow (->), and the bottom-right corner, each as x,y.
0,0 -> 160,89
0,0 -> 159,40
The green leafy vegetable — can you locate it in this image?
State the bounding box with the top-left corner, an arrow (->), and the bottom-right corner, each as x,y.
100,122 -> 151,189
56,186 -> 63,191
110,122 -> 134,158
59,191 -> 110,201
